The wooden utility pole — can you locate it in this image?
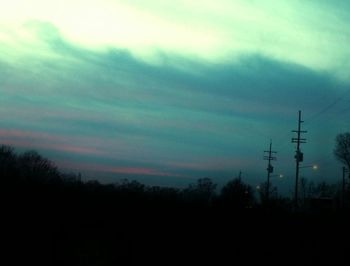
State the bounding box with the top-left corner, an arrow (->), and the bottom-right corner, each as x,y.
238,170 -> 242,182
342,167 -> 350,209
264,140 -> 277,202
292,111 -> 307,209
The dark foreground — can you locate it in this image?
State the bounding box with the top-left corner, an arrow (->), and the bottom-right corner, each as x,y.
1,146 -> 349,265
3,188 -> 349,266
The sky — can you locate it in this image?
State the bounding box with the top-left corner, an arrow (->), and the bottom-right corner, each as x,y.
1,0 -> 350,194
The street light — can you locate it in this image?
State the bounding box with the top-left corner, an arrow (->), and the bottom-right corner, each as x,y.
271,174 -> 284,178
299,164 -> 318,170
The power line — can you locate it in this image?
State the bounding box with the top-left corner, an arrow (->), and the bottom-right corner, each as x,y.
305,89 -> 350,123
272,89 -> 350,154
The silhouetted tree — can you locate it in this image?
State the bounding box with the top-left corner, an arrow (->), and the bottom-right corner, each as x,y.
18,150 -> 59,184
0,145 -> 15,161
258,181 -> 277,204
184,178 -> 217,205
334,132 -> 350,169
0,145 -> 18,182
298,177 -> 326,209
299,177 -> 309,207
256,181 -> 291,210
220,178 -> 254,208
61,172 -> 83,185
314,181 -> 337,198
147,186 -> 180,201
301,180 -> 338,199
116,179 -> 145,193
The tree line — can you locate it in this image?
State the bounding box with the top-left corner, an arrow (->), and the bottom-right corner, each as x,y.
2,137 -> 350,265
2,133 -> 350,213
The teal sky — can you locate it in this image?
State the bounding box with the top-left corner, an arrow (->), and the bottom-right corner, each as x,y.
1,1 -> 350,192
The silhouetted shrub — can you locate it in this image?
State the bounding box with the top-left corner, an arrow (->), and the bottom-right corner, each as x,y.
219,178 -> 255,209
183,178 -> 217,206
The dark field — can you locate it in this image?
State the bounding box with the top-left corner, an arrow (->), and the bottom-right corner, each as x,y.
3,182 -> 349,265
1,146 -> 349,265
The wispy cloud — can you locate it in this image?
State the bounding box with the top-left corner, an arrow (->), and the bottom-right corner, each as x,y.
1,1 -> 350,79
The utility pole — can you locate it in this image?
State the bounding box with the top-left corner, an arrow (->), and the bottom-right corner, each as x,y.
264,140 -> 277,202
342,167 -> 350,209
238,170 -> 242,182
342,167 -> 346,209
292,110 -> 307,209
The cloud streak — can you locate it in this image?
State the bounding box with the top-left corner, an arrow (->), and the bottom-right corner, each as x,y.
1,1 -> 350,79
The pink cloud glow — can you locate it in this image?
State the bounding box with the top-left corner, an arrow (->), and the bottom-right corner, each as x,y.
57,160 -> 187,178
166,157 -> 254,171
0,129 -> 106,156
1,139 -> 104,156
0,129 -> 189,178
